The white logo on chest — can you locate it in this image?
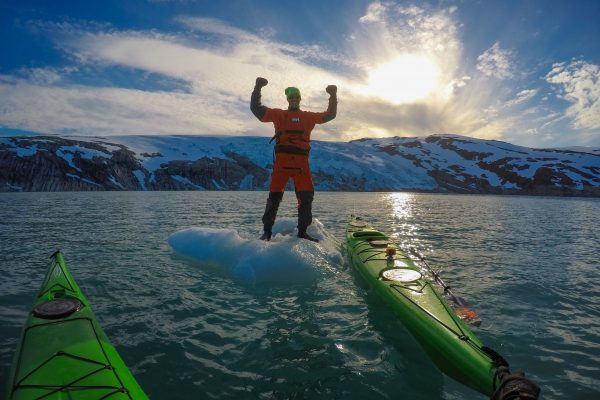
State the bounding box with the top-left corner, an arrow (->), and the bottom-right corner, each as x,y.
291,117 -> 300,123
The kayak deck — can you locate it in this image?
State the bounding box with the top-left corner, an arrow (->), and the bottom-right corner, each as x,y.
7,251 -> 147,400
345,216 -> 499,396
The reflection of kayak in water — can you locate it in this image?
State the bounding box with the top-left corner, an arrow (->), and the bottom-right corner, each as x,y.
6,251 -> 147,400
344,215 -> 540,398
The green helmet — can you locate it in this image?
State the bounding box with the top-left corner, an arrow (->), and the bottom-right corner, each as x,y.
285,87 -> 301,97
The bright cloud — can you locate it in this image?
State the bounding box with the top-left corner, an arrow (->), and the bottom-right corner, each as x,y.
358,1 -> 388,24
476,42 -> 515,80
355,3 -> 461,61
0,80 -> 248,135
505,89 -> 538,108
546,60 -> 600,130
0,19 -> 347,137
20,67 -> 69,85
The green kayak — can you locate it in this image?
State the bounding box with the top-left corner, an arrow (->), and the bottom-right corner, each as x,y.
345,216 -> 501,396
6,251 -> 147,400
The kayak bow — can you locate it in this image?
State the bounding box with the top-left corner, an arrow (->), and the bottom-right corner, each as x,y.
6,251 -> 147,400
345,215 -> 500,396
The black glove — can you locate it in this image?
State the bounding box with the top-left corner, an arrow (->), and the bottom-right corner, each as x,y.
326,85 -> 337,96
255,77 -> 268,88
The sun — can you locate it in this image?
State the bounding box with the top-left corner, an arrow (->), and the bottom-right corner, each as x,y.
358,54 -> 440,104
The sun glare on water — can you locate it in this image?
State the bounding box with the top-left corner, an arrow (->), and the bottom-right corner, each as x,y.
358,54 -> 440,104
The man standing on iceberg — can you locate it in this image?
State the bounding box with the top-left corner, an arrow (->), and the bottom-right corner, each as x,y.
250,77 -> 337,242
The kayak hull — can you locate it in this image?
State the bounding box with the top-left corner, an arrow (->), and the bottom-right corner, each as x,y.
6,251 -> 147,400
345,216 -> 499,396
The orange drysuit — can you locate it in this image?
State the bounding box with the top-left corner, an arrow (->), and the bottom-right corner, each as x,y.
261,108 -> 331,192
251,83 -> 337,237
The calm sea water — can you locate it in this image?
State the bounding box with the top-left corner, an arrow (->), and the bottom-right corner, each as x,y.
0,191 -> 599,399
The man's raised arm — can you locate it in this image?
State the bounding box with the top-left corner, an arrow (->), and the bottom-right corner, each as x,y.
251,77 -> 269,120
323,85 -> 337,123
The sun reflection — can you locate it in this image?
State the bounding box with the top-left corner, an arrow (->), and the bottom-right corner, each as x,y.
388,192 -> 413,219
356,54 -> 441,104
385,193 -> 420,249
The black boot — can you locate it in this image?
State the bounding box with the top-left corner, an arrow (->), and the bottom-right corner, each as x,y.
260,231 -> 272,241
296,191 -> 318,242
298,230 -> 319,242
261,192 -> 283,240
296,190 -> 314,232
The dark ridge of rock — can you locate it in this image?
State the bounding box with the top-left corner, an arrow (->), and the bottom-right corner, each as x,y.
1,134 -> 599,196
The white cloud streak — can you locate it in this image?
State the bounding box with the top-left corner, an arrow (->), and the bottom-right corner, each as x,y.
504,89 -> 538,108
359,1 -> 389,23
0,80 -> 247,135
355,2 -> 462,63
476,42 -> 515,80
546,60 -> 600,130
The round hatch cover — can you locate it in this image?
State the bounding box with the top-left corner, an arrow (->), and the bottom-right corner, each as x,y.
381,269 -> 422,282
33,298 -> 83,319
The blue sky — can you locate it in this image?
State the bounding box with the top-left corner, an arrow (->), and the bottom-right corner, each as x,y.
1,0 -> 599,148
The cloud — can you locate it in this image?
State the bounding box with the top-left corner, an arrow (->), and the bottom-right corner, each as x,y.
0,81 -> 248,135
476,42 -> 515,80
468,118 -> 513,140
359,1 -> 389,23
444,76 -> 471,97
351,4 -> 543,141
3,7 -> 483,140
1,19 -> 348,136
19,67 -> 66,85
504,89 -> 538,108
4,2 -> 592,148
176,16 -> 349,67
538,112 -> 567,130
60,19 -> 349,100
546,60 -> 600,130
355,3 -> 461,61
345,3 -> 494,133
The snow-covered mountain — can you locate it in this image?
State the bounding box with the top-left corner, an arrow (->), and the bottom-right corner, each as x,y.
1,134 -> 599,196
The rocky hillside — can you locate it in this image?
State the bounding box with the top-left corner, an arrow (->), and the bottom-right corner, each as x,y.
1,134 -> 599,196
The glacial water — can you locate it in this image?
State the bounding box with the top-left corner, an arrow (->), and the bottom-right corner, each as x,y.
0,191 -> 598,399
